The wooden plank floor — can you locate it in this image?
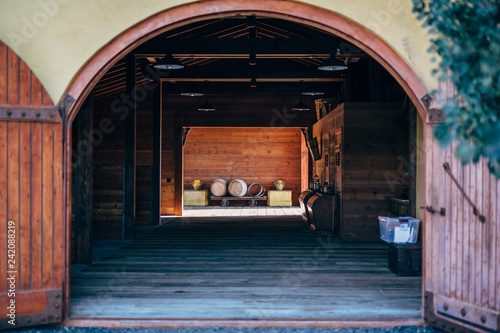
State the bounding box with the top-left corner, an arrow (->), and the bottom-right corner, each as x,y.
70,217 -> 422,319
183,206 -> 302,217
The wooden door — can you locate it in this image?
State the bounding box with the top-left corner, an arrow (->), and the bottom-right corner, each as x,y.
0,42 -> 65,329
423,91 -> 500,331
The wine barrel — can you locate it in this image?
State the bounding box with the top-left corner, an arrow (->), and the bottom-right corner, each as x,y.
228,179 -> 248,197
210,179 -> 228,197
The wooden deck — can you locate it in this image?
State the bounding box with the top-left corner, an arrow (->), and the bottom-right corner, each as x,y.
70,216 -> 422,319
183,206 -> 302,217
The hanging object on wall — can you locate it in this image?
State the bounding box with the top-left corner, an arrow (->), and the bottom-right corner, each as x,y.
308,137 -> 322,161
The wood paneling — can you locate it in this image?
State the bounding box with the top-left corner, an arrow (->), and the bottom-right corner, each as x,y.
0,120 -> 63,328
92,165 -> 124,239
74,96 -> 93,264
184,128 -> 302,205
136,166 -> 152,225
424,132 -> 500,331
313,103 -> 409,242
169,94 -> 316,128
123,55 -> 136,240
151,84 -> 162,224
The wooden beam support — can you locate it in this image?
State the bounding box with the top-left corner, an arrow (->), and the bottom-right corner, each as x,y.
123,54 -> 136,239
156,60 -> 345,81
74,94 -> 93,264
408,101 -> 417,217
151,83 -> 162,225
173,126 -> 183,216
134,38 -> 350,58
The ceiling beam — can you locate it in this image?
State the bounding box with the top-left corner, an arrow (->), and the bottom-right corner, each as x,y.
133,38 -> 364,58
146,60 -> 348,81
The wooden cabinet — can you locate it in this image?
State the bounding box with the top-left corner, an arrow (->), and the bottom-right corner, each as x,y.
183,190 -> 208,206
267,190 -> 292,206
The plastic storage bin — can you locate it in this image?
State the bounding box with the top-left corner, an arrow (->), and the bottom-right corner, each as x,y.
378,216 -> 420,243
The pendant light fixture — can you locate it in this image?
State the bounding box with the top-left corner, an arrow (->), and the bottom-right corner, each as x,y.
181,79 -> 203,97
292,98 -> 310,111
302,79 -> 324,96
198,99 -> 215,112
318,54 -> 348,71
249,54 -> 257,66
250,78 -> 257,88
154,54 -> 184,70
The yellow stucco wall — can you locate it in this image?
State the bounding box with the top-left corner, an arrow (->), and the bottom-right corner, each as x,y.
0,0 -> 436,105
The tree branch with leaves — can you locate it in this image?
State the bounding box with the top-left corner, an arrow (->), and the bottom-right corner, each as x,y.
413,0 -> 500,177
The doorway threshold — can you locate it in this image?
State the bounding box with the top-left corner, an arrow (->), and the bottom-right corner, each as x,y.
61,318 -> 425,329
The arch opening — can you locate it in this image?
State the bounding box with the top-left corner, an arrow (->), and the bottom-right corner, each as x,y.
66,1 -> 428,325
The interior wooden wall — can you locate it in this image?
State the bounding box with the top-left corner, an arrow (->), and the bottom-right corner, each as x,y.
88,92 -> 170,238
184,128 -> 303,205
343,103 -> 409,242
313,102 -> 409,242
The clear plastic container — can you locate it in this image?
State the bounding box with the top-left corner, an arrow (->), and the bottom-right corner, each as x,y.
378,216 -> 420,243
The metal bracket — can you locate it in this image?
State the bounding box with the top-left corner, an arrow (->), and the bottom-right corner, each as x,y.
58,94 -> 75,123
443,162 -> 486,223
428,108 -> 446,122
421,93 -> 432,109
0,289 -> 62,330
420,206 -> 446,216
0,106 -> 57,122
425,291 -> 499,332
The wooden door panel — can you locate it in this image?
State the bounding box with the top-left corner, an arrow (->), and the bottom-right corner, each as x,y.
0,120 -> 64,330
424,123 -> 500,332
0,41 -> 63,330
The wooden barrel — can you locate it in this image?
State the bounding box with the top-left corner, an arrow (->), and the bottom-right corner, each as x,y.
228,179 -> 248,197
210,179 -> 228,197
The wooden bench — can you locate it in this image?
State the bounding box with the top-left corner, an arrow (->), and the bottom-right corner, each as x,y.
210,195 -> 267,207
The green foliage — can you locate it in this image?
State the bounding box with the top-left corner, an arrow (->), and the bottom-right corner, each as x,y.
413,0 -> 500,177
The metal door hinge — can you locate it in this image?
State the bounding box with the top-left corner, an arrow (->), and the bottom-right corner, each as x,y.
420,206 -> 446,216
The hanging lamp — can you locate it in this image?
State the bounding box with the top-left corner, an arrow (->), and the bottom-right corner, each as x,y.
302,80 -> 324,96
198,100 -> 215,112
292,98 -> 310,111
318,55 -> 347,71
154,54 -> 184,70
181,79 -> 203,97
198,99 -> 215,112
